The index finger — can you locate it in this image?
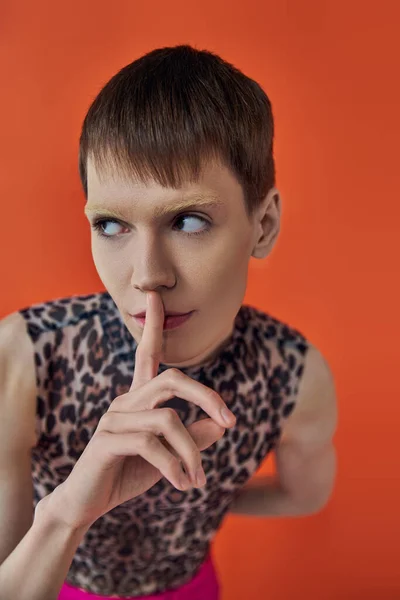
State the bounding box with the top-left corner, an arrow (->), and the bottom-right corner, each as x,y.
130,291 -> 165,391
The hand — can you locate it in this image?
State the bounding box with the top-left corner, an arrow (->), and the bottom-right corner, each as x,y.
50,291 -> 236,530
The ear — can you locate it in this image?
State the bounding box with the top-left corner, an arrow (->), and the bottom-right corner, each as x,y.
251,187 -> 282,259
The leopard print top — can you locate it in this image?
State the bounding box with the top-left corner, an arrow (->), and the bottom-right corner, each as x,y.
19,290 -> 309,597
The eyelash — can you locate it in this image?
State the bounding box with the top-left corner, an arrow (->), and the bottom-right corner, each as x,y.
91,214 -> 212,240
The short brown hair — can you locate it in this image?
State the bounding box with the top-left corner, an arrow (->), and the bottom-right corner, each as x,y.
78,44 -> 276,218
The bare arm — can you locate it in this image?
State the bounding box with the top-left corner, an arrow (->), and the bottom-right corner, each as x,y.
230,344 -> 337,517
0,312 -> 87,600
0,312 -> 37,564
0,492 -> 89,600
0,295 -> 235,598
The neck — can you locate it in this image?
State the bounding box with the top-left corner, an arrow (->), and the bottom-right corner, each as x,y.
161,320 -> 235,370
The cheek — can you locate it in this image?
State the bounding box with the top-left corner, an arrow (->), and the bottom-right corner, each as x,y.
213,232 -> 252,273
91,246 -> 130,287
91,230 -> 252,285
184,240 -> 250,292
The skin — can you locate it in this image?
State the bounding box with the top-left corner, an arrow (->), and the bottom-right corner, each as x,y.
83,155 -> 337,515
84,157 -> 281,368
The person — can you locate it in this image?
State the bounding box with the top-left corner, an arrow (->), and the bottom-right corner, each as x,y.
0,44 -> 337,600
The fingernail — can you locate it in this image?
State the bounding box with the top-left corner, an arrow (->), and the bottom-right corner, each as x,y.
196,467 -> 207,487
221,407 -> 235,425
180,474 -> 191,490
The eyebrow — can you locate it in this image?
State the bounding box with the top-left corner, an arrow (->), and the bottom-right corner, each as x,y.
84,195 -> 224,220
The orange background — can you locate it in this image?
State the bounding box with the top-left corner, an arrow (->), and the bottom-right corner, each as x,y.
1,1 -> 399,598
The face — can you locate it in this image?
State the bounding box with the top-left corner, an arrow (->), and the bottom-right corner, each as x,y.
84,159 -> 272,368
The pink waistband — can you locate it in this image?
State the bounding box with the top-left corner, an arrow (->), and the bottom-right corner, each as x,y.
58,553 -> 220,600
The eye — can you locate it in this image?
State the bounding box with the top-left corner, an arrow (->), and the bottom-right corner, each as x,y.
91,219 -> 125,238
173,214 -> 210,236
91,214 -> 212,240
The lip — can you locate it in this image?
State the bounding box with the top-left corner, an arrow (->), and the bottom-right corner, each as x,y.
132,310 -> 190,318
131,311 -> 194,331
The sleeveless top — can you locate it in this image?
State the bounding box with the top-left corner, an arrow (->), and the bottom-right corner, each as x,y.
18,290 -> 309,597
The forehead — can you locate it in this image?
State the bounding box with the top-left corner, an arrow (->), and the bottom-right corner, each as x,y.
86,158 -> 244,208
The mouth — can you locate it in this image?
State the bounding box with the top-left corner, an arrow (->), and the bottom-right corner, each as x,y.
132,310 -> 190,318
130,311 -> 195,331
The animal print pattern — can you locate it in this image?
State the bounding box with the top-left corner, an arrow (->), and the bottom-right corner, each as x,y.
19,291 -> 309,596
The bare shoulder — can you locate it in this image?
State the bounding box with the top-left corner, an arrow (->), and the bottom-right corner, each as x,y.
281,343 -> 337,445
0,311 -> 38,454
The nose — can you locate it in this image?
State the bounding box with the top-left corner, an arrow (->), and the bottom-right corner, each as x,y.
130,234 -> 176,291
